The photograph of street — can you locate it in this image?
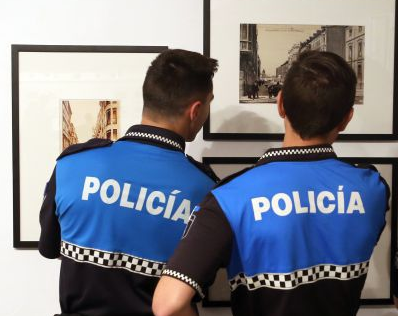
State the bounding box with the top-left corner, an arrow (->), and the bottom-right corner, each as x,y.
240,24 -> 365,104
61,100 -> 119,151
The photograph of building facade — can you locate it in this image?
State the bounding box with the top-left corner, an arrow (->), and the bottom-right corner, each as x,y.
239,24 -> 261,101
240,24 -> 365,104
62,101 -> 79,150
345,26 -> 365,103
92,100 -> 119,141
61,100 -> 119,151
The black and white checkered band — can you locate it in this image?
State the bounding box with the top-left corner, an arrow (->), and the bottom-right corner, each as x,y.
229,261 -> 369,292
162,269 -> 205,299
125,131 -> 184,151
61,241 -> 165,277
259,146 -> 335,162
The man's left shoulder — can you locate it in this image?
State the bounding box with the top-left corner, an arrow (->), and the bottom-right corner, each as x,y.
185,155 -> 219,183
57,138 -> 113,161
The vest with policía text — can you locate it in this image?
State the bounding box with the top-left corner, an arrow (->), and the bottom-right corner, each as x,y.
57,138 -> 215,267
41,125 -> 218,316
211,146 -> 388,316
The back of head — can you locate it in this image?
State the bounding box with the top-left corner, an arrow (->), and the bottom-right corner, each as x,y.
282,51 -> 357,139
143,49 -> 218,119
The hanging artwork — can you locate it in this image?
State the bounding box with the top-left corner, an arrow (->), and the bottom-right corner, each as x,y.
203,0 -> 397,140
12,45 -> 167,248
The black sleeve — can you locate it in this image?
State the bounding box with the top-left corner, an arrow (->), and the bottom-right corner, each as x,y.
163,193 -> 233,299
380,175 -> 391,213
38,167 -> 60,259
392,249 -> 398,297
373,173 -> 391,245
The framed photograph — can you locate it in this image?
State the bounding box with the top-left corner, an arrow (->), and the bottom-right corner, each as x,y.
203,0 -> 398,140
12,45 -> 168,248
61,100 -> 121,151
202,156 -> 397,306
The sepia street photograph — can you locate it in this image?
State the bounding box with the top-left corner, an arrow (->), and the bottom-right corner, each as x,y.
239,24 -> 365,104
61,99 -> 120,151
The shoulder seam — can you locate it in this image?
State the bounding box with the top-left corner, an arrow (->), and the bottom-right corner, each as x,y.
214,166 -> 254,189
57,138 -> 113,160
186,155 -> 220,183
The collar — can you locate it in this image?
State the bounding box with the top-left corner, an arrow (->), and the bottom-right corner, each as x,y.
118,124 -> 186,152
257,144 -> 336,165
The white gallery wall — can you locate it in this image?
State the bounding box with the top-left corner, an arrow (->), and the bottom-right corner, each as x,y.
0,0 -> 397,315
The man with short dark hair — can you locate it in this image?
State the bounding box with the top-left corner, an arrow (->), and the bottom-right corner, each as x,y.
153,51 -> 389,316
39,49 -> 219,316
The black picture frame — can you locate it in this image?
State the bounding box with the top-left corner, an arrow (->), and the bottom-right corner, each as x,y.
202,0 -> 398,141
12,44 -> 168,249
202,156 -> 397,306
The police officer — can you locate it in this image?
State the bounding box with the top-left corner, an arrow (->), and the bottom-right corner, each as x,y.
39,49 -> 219,316
153,51 -> 390,316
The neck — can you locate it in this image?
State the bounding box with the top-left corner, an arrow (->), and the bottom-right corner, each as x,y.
141,115 -> 188,140
282,133 -> 331,148
282,120 -> 335,148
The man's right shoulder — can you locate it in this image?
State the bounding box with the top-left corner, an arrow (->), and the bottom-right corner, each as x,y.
57,138 -> 113,161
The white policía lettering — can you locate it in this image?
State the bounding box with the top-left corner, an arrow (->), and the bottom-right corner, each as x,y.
120,183 -> 134,209
272,193 -> 293,216
164,190 -> 181,219
146,191 -> 166,215
80,177 -> 192,223
293,191 -> 308,214
317,191 -> 335,214
346,191 -> 365,214
251,186 -> 366,220
337,186 -> 345,214
135,187 -> 148,211
82,176 -> 100,200
100,179 -> 121,204
171,199 -> 191,224
308,191 -> 316,213
252,197 -> 271,221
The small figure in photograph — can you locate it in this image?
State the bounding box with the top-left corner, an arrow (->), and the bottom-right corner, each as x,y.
253,80 -> 259,99
38,49 -> 219,316
267,81 -> 282,98
153,51 -> 389,316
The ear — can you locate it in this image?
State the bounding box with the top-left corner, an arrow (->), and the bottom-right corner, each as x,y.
337,108 -> 354,132
277,90 -> 286,118
187,100 -> 202,122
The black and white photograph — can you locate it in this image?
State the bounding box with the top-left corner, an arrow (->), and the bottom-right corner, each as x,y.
61,100 -> 120,151
240,24 -> 365,104
204,0 -> 396,140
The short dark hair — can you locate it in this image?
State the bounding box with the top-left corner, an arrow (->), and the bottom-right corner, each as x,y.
282,50 -> 357,139
143,49 -> 218,117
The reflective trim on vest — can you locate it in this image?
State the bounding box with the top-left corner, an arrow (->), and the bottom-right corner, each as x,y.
61,241 -> 165,277
229,261 -> 369,291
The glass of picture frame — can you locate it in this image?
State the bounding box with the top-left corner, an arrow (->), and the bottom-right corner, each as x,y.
12,44 -> 167,248
203,0 -> 398,140
202,156 -> 397,306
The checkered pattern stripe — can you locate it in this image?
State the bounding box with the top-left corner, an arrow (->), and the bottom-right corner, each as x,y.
125,131 -> 183,151
61,241 -> 165,277
229,261 -> 369,291
259,146 -> 334,161
162,269 -> 205,299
